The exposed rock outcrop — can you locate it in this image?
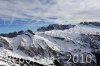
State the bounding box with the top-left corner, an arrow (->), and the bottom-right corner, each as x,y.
80,22 -> 100,26
0,37 -> 13,50
37,24 -> 75,32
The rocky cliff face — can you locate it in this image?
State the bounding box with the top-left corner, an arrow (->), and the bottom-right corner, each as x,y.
80,34 -> 100,66
37,24 -> 75,32
0,37 -> 13,50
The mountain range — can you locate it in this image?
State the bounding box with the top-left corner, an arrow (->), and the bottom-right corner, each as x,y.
0,22 -> 100,66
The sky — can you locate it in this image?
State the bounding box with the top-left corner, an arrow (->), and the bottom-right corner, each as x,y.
0,0 -> 100,33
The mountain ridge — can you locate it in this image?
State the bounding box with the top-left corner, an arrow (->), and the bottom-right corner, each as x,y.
0,22 -> 100,66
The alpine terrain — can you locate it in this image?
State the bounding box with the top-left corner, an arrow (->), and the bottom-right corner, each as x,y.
0,22 -> 100,66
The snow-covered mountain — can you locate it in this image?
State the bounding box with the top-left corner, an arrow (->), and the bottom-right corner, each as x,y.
37,24 -> 75,32
0,22 -> 100,66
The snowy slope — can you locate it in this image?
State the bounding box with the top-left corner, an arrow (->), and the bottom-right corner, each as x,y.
0,23 -> 100,66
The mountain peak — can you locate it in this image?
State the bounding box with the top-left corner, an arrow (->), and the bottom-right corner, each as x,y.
26,29 -> 35,35
80,22 -> 100,26
0,30 -> 35,38
37,24 -> 75,32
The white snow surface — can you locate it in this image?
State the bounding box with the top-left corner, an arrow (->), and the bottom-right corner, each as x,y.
0,24 -> 100,65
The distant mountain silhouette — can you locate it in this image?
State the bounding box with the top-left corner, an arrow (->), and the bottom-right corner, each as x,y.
0,30 -> 34,38
80,22 -> 100,26
37,24 -> 75,32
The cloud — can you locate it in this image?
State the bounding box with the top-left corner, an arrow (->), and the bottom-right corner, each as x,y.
0,0 -> 100,24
